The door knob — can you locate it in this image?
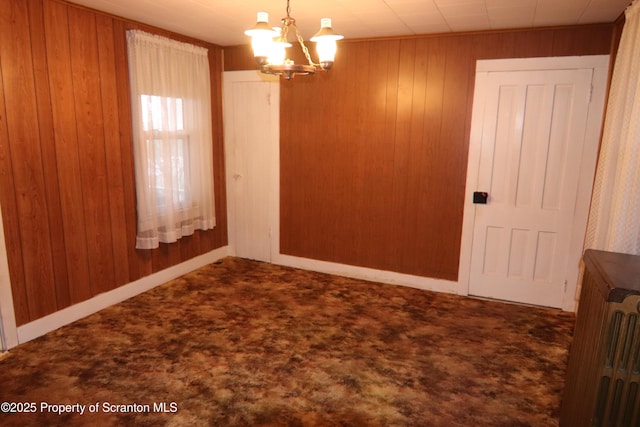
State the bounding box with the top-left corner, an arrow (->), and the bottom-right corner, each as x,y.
473,192 -> 488,204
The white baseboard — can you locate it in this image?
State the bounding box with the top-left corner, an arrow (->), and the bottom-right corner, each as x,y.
272,253 -> 464,295
13,248 -> 463,347
15,246 -> 230,346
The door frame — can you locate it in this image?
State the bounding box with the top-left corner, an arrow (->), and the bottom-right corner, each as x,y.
222,70 -> 280,261
458,55 -> 610,312
0,203 -> 18,349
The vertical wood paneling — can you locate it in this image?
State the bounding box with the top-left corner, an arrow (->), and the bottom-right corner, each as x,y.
96,14 -> 130,287
334,41 -> 371,264
180,233 -> 199,262
401,38 -> 429,272
377,40 -> 401,270
431,36 -> 473,277
388,38 -> 417,268
68,6 -> 116,294
0,8 -> 29,326
43,0 -> 93,303
358,39 -> 398,269
209,47 -> 228,252
27,0 -> 71,310
153,240 -> 181,273
223,44 -> 258,71
0,0 -> 227,325
0,0 -> 58,320
250,24 -> 615,281
413,37 -> 447,272
112,19 -> 149,281
552,26 -> 614,56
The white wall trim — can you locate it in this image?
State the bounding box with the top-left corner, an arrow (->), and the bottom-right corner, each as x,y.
475,55 -> 610,72
268,78 -> 281,264
273,253 -> 463,295
15,246 -> 229,346
0,204 -> 18,350
459,54 -> 610,313
561,56 -> 610,311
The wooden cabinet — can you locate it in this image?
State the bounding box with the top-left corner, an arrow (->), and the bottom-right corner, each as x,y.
561,250 -> 640,426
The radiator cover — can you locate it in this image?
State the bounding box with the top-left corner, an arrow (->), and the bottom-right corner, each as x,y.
561,250 -> 640,427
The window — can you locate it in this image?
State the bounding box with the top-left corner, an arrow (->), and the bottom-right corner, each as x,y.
141,95 -> 190,210
127,30 -> 215,249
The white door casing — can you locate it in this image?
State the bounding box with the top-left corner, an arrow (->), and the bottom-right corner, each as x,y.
0,204 -> 18,349
222,70 -> 279,263
459,56 -> 609,311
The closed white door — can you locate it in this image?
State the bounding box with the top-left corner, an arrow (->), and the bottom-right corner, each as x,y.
467,65 -> 600,308
223,71 -> 279,262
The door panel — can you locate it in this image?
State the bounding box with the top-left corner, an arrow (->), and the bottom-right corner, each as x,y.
469,68 -> 592,308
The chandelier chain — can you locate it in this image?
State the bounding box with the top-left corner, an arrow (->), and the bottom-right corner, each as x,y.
293,26 -> 316,66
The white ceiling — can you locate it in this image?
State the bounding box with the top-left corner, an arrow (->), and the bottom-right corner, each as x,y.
69,0 -> 630,47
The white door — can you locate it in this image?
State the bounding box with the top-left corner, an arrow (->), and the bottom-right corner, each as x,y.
223,71 -> 279,262
463,57 -> 608,309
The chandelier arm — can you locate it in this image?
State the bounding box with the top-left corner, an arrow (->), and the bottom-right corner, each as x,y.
293,26 -> 318,67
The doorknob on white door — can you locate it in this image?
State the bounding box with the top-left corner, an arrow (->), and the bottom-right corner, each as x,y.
473,191 -> 488,204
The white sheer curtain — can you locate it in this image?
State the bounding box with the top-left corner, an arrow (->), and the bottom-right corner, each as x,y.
127,30 -> 215,250
585,0 -> 640,255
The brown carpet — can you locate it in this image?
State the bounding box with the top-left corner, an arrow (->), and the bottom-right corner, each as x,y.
0,257 -> 574,426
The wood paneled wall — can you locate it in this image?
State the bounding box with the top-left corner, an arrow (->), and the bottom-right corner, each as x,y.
0,0 -> 227,326
225,25 -> 615,281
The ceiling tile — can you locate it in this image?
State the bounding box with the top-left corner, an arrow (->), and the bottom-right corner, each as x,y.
65,0 -> 629,46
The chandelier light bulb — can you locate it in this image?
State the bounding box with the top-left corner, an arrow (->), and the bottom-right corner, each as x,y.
268,28 -> 290,65
315,39 -> 337,64
311,18 -> 344,68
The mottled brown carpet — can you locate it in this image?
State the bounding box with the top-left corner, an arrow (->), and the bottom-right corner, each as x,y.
0,257 -> 574,426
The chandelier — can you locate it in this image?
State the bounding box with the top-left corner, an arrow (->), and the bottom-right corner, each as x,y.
244,0 -> 343,80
